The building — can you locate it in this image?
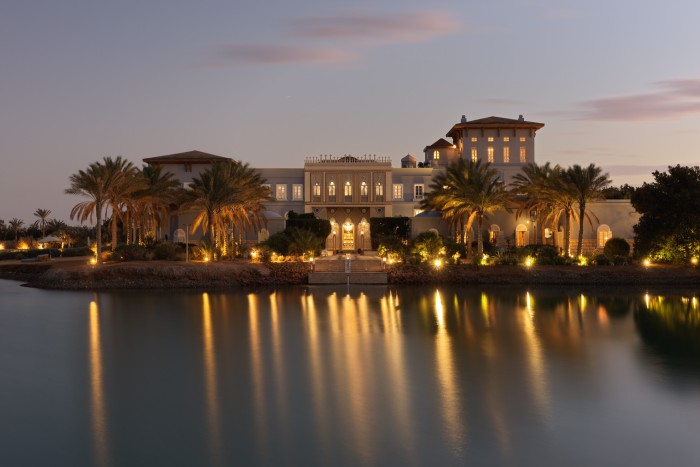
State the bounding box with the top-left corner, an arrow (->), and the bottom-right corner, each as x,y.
144,115 -> 638,254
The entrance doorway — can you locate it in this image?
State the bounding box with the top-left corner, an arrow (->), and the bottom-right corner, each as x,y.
342,220 -> 354,251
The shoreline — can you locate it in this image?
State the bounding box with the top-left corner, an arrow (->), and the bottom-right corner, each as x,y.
2,259 -> 700,290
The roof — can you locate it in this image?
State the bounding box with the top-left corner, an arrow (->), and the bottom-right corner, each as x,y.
424,138 -> 455,151
143,150 -> 231,165
401,154 -> 417,161
446,116 -> 545,139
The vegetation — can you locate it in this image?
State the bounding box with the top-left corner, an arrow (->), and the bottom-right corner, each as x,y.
369,217 -> 411,249
603,237 -> 631,258
632,165 -> 700,263
565,164 -> 612,257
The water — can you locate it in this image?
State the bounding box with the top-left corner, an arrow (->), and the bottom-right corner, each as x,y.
1,280 -> 700,467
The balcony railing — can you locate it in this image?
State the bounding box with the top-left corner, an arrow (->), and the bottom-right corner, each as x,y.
304,154 -> 391,164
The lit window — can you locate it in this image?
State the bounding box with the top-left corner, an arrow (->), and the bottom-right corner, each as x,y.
488,137 -> 494,142
503,137 -> 510,142
328,181 -> 336,201
433,150 -> 440,160
471,137 -> 477,142
519,137 -> 526,142
292,184 -> 303,201
360,181 -> 368,196
503,147 -> 510,163
375,182 -> 384,199
344,181 -> 352,200
313,182 -> 321,198
414,184 -> 424,200
393,184 -> 403,200
471,147 -> 477,162
487,147 -> 494,163
520,147 -> 526,163
276,184 -> 287,200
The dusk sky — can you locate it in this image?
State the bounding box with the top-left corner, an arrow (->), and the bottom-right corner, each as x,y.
2,0 -> 699,223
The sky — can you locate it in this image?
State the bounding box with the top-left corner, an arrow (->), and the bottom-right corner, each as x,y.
2,0 -> 699,224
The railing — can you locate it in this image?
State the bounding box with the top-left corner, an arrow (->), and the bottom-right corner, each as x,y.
305,154 -> 392,164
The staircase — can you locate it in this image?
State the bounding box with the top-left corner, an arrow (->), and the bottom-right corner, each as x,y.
309,255 -> 387,284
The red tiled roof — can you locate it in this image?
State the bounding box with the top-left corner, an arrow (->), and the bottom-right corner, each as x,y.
446,116 -> 544,138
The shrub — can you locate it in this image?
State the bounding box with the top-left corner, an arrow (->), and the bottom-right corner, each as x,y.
377,236 -> 407,262
443,237 -> 466,264
153,242 -> 181,261
535,245 -> 566,265
593,254 -> 611,265
611,255 -> 628,266
114,244 -> 150,261
603,237 -> 630,258
61,247 -> 94,257
260,232 -> 290,256
494,254 -> 518,265
411,231 -> 445,263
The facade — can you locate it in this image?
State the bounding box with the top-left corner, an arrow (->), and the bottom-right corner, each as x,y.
144,115 -> 638,254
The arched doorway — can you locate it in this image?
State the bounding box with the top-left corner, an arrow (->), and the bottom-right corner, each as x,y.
358,218 -> 370,251
327,218 -> 339,252
597,224 -> 612,248
342,219 -> 355,251
489,224 -> 501,246
516,224 -> 528,247
258,228 -> 269,242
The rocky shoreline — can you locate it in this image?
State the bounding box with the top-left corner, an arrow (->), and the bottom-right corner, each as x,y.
1,260 -> 700,290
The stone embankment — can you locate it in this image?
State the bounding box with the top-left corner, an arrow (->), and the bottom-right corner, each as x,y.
2,259 -> 700,290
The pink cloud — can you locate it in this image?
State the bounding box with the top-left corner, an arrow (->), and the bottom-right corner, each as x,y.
288,10 -> 461,44
212,44 -> 355,66
578,78 -> 700,121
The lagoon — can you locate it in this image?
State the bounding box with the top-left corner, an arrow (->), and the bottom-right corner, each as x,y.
1,280 -> 699,466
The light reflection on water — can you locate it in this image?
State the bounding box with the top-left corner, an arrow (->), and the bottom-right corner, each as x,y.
2,280 -> 700,466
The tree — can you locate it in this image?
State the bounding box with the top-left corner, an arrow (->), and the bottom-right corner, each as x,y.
132,165 -> 180,243
564,164 -> 611,257
33,209 -> 52,238
179,160 -> 271,259
66,161 -> 119,263
511,162 -> 558,245
8,218 -> 24,241
422,159 -> 510,257
632,165 -> 700,263
102,156 -> 146,250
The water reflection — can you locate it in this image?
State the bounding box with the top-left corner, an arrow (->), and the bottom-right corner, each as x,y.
201,293 -> 222,466
635,293 -> 700,374
89,299 -> 109,467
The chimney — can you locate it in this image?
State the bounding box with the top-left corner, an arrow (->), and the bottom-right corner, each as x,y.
461,115 -> 467,123
518,114 -> 524,121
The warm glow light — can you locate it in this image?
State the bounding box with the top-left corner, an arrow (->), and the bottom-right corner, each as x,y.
90,258 -> 97,265
644,293 -> 650,308
480,254 -> 489,266
578,255 -> 588,266
692,257 -> 698,265
250,249 -> 259,259
0,243 -> 4,250
524,256 -> 534,267
434,258 -> 442,268
204,256 -> 210,262
17,241 -> 29,250
643,259 -> 651,267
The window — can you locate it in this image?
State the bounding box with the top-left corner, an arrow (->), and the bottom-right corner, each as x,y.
292,184 -> 303,201
414,184 -> 424,200
519,137 -> 526,142
344,181 -> 352,201
487,147 -> 494,163
488,137 -> 494,142
471,137 -> 477,142
433,150 -> 440,160
471,147 -> 477,162
598,225 -> 613,247
375,182 -> 384,201
328,181 -> 336,201
503,147 -> 510,163
393,184 -> 403,200
360,181 -> 368,201
503,137 -> 510,142
520,146 -> 527,163
276,184 -> 287,200
313,182 -> 321,199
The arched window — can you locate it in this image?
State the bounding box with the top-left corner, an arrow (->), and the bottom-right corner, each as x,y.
489,224 -> 501,245
313,182 -> 321,200
433,150 -> 440,160
375,182 -> 384,201
258,228 -> 269,242
344,181 -> 352,201
328,181 -> 336,201
360,181 -> 368,201
597,224 -> 612,248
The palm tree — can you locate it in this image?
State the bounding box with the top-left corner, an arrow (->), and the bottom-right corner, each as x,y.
33,209 -> 52,239
511,162 -> 559,245
565,164 -> 611,257
422,159 -> 510,257
133,165 -> 180,244
8,218 -> 24,241
179,160 -> 271,259
66,162 -> 118,262
102,156 -> 146,250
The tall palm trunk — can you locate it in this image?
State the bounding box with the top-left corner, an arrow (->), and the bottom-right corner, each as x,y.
96,207 -> 103,263
476,214 -> 484,257
576,202 -> 586,257
111,206 -> 119,251
564,211 -> 571,256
